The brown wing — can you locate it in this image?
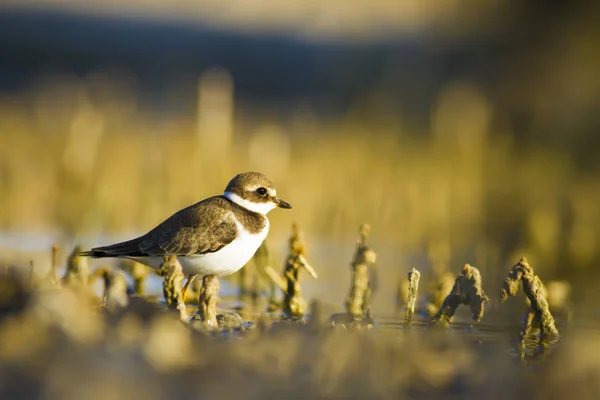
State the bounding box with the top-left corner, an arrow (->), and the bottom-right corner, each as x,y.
83,197 -> 239,258
140,208 -> 238,256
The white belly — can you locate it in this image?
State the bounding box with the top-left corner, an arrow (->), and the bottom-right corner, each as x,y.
128,224 -> 269,277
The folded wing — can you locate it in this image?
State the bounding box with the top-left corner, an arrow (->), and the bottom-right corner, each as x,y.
82,199 -> 239,258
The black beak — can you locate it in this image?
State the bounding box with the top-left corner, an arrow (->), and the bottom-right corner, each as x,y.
274,197 -> 292,209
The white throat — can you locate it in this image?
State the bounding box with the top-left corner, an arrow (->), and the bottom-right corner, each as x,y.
224,191 -> 276,215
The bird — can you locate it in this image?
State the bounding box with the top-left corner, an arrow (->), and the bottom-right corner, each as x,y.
81,172 -> 292,299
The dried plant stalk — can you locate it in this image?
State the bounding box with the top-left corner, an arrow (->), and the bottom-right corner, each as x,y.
253,240 -> 277,306
264,266 -> 287,293
89,266 -> 129,310
159,256 -> 188,321
500,257 -> 559,342
430,264 -> 489,327
198,275 -> 219,327
131,262 -> 149,297
62,245 -> 89,287
404,268 -> 421,325
120,260 -> 149,297
345,224 -> 377,318
46,244 -> 60,287
105,273 -> 129,310
281,223 -> 318,317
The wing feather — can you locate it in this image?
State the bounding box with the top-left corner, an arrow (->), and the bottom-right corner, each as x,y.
84,197 -> 239,258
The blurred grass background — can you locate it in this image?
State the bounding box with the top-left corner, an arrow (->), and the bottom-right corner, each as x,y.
0,0 -> 600,312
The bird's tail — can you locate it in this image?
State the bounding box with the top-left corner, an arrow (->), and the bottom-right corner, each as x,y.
79,249 -> 109,258
79,237 -> 144,258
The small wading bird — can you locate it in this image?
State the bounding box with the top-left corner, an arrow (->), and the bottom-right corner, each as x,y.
81,172 -> 292,302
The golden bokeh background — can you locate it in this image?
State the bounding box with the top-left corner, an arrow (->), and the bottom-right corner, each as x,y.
0,0 -> 599,314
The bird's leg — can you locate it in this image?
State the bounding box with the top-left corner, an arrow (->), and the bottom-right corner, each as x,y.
181,274 -> 196,303
198,274 -> 219,327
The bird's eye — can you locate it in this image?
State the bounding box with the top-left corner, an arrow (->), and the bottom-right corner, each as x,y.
256,187 -> 267,196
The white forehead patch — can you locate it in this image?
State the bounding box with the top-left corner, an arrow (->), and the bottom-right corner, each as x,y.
224,192 -> 277,215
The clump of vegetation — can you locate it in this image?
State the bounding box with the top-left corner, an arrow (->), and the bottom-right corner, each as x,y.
158,255 -> 188,321
345,224 -> 377,319
89,265 -> 129,310
281,224 -> 318,317
237,240 -> 274,306
45,244 -> 61,288
197,274 -> 220,328
500,257 -> 559,342
430,264 -> 489,327
252,241 -> 278,310
62,244 -> 89,287
264,223 -> 317,317
121,260 -> 150,297
404,268 -> 421,326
